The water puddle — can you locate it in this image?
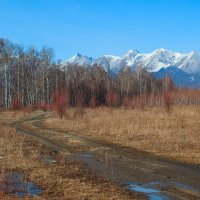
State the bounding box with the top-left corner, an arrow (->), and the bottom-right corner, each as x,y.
126,181 -> 200,200
0,172 -> 42,197
69,152 -> 200,200
126,182 -> 169,200
71,153 -> 169,199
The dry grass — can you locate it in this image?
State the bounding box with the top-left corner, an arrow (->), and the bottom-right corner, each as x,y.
0,116 -> 142,199
45,106 -> 200,164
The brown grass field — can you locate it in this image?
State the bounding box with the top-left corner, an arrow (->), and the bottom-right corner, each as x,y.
0,117 -> 143,200
45,105 -> 200,164
1,105 -> 200,199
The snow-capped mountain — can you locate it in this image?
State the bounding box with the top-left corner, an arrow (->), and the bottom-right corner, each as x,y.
95,55 -> 127,74
175,51 -> 200,74
63,49 -> 200,88
66,53 -> 94,67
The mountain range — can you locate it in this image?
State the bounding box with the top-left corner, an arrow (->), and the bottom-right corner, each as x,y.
63,48 -> 200,88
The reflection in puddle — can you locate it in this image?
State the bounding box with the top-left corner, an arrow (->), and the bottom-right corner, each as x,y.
127,184 -> 159,193
126,182 -> 169,200
126,181 -> 200,200
74,153 -> 169,200
0,172 -> 42,197
70,153 -> 200,200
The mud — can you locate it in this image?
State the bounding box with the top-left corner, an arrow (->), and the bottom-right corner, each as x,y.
6,112 -> 200,200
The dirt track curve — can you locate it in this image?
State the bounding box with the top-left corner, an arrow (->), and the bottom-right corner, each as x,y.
4,112 -> 200,200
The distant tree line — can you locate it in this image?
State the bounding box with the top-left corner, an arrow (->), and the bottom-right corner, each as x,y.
1,38 -> 199,114
0,38 -> 164,109
0,38 -> 57,109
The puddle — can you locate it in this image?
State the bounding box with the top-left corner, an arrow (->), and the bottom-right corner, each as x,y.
72,153 -> 169,199
126,182 -> 169,200
0,172 -> 42,197
68,152 -> 200,200
127,184 -> 159,193
126,181 -> 200,200
72,153 -> 167,200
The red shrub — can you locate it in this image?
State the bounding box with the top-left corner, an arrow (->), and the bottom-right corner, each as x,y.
106,92 -> 120,107
53,90 -> 70,119
12,94 -> 21,110
12,98 -> 20,110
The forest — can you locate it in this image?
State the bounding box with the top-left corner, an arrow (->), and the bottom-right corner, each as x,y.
1,38 -> 200,116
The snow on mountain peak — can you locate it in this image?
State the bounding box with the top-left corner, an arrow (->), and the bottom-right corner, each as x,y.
62,49 -> 200,87
189,51 -> 199,55
123,50 -> 139,59
176,51 -> 200,74
64,49 -> 200,75
67,53 -> 94,67
153,48 -> 168,53
124,49 -> 139,56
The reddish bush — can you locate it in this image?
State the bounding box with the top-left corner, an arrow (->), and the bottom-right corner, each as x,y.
12,98 -> 21,110
53,90 -> 70,119
12,94 -> 21,110
106,92 -> 120,107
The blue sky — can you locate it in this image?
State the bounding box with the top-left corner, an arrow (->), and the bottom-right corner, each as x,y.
0,0 -> 200,60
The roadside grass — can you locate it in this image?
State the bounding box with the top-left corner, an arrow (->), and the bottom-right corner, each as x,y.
0,116 -> 142,200
44,106 -> 200,164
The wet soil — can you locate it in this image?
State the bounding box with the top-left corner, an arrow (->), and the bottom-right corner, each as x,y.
6,112 -> 200,200
0,172 -> 42,197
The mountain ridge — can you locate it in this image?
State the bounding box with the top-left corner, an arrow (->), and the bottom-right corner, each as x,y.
63,49 -> 200,88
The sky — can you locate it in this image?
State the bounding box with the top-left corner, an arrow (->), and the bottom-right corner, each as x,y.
0,0 -> 200,60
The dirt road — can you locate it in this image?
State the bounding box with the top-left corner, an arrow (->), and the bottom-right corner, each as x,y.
5,112 -> 200,200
